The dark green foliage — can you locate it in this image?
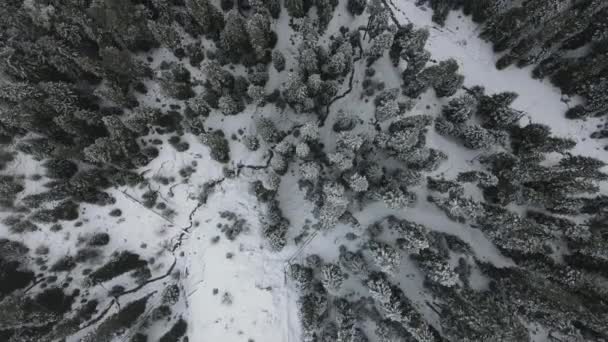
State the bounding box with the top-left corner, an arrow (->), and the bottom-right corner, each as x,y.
272,50 -> 286,72
34,287 -> 74,315
510,124 -> 576,155
0,151 -> 15,170
131,333 -> 148,342
88,233 -> 110,246
51,256 -> 77,272
315,0 -> 340,33
347,0 -> 367,16
261,199 -> 289,251
88,251 -> 148,284
479,264 -> 608,340
289,263 -> 314,290
201,131 -> 231,163
152,305 -> 173,321
43,159 -> 78,179
222,0 -> 234,11
0,1 -> 170,204
476,91 -> 522,129
75,248 -> 102,263
0,176 -> 24,207
252,180 -> 276,202
427,176 -> 464,196
160,64 -> 195,100
89,295 -> 150,342
403,58 -> 463,98
54,200 -> 79,221
479,150 -> 605,212
10,219 -> 39,234
427,0 -> 459,26
435,287 -> 529,341
0,239 -> 34,297
159,318 -> 188,342
286,0 -> 306,18
109,209 -> 122,217
442,95 -> 477,123
221,9 -> 253,63
162,284 -> 181,305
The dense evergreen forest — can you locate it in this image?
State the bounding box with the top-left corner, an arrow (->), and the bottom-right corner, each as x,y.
0,0 -> 607,341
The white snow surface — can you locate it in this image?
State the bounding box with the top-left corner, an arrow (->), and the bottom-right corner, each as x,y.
2,1 -> 607,342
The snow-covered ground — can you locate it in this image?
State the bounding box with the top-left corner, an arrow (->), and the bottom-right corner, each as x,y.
2,1 -> 606,341
181,180 -> 292,342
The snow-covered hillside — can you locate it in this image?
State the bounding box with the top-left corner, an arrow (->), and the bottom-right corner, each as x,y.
1,0 -> 607,342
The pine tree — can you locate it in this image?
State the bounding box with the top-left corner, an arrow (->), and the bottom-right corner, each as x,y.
0,176 -> 24,208
83,137 -> 124,165
282,72 -> 313,112
289,263 -> 314,290
318,182 -> 349,230
261,199 -> 289,251
201,131 -> 230,163
413,249 -> 458,287
315,0 -> 339,33
328,151 -> 354,171
442,94 -> 477,123
321,263 -> 346,294
247,84 -> 267,105
347,0 -> 367,16
256,117 -> 281,143
247,11 -> 273,61
345,173 -> 369,192
460,124 -> 495,150
221,9 -> 251,62
286,0 -> 306,18
390,218 -> 430,254
367,31 -> 395,65
186,0 -> 225,36
296,142 -> 311,159
299,122 -> 320,142
88,0 -> 158,51
204,61 -> 235,93
510,123 -> 576,155
301,162 -> 321,181
123,107 -> 161,135
433,59 -> 464,97
338,245 -> 368,275
367,240 -> 400,272
366,0 -> 389,41
218,95 -> 242,115
268,0 -> 282,18
298,47 -> 320,75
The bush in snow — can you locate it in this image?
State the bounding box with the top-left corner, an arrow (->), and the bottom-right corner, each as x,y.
272,50 -> 286,72
243,135 -> 260,151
